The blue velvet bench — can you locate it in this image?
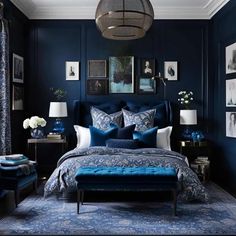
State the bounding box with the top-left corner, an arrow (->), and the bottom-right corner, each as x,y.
75,166 -> 180,215
0,164 -> 37,207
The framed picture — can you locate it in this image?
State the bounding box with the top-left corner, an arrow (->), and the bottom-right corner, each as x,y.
109,56 -> 134,94
140,58 -> 155,77
226,42 -> 236,74
88,60 -> 107,78
137,77 -> 156,94
87,79 -> 108,95
164,61 -> 178,81
66,61 -> 79,80
13,53 -> 24,83
12,85 -> 24,110
226,79 -> 236,107
226,112 -> 236,138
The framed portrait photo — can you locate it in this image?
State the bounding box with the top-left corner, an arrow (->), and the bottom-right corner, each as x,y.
226,79 -> 236,107
87,79 -> 108,95
137,77 -> 156,94
12,85 -> 24,110
164,61 -> 178,81
109,56 -> 134,94
226,112 -> 236,138
140,58 -> 155,78
88,60 -> 107,78
66,61 -> 79,80
226,42 -> 236,74
13,53 -> 24,83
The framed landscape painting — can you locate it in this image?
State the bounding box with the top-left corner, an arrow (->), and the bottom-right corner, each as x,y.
226,42 -> 236,74
109,56 -> 134,94
137,77 -> 156,94
13,53 -> 24,83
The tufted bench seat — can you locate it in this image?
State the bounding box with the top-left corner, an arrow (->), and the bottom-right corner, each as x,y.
75,166 -> 180,215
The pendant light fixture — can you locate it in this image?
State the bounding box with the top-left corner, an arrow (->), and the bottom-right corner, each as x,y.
95,0 -> 154,40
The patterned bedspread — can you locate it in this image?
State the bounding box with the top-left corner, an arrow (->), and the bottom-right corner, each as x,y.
44,147 -> 209,201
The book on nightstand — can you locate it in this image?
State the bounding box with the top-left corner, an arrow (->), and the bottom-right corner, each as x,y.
47,133 -> 62,139
0,154 -> 29,166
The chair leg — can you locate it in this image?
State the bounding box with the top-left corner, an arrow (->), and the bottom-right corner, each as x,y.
81,191 -> 84,205
14,190 -> 19,208
77,190 -> 80,214
172,190 -> 177,216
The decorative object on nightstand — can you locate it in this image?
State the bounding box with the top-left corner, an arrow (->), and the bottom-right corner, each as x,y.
23,116 -> 47,139
49,87 -> 68,134
49,102 -> 68,134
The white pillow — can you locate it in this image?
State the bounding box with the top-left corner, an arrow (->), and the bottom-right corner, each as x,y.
74,125 -> 91,148
156,126 -> 173,151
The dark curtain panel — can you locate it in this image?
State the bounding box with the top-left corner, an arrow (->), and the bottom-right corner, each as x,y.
0,16 -> 12,154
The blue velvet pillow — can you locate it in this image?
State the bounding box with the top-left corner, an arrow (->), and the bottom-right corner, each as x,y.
89,126 -> 118,146
110,123 -> 136,139
133,126 -> 158,148
106,139 -> 140,149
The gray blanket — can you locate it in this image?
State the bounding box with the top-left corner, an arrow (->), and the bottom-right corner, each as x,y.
44,147 -> 209,201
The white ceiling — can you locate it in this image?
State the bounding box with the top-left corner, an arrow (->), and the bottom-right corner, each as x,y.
10,0 -> 230,20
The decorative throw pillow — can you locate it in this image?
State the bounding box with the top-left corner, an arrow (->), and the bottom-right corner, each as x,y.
156,126 -> 173,150
89,126 -> 118,147
110,123 -> 136,139
133,127 -> 158,148
122,108 -> 156,131
91,106 -> 123,130
106,139 -> 140,149
74,125 -> 91,148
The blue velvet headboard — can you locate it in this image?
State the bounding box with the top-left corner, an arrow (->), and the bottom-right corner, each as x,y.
73,100 -> 173,129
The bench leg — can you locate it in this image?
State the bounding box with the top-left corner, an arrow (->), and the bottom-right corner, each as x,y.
77,190 -> 80,214
172,190 -> 177,216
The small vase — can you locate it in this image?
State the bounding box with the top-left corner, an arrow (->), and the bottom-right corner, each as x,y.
30,128 -> 44,139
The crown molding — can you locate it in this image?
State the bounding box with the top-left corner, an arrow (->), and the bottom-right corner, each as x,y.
10,0 -> 230,20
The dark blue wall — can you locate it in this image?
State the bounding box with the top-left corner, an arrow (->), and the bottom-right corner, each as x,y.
2,0 -> 29,153
211,0 -> 236,196
27,20 -> 210,148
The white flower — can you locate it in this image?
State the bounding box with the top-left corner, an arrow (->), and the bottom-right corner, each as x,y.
23,118 -> 30,129
23,116 -> 47,129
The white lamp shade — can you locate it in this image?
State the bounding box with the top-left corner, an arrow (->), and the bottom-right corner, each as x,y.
180,109 -> 197,125
49,102 -> 68,118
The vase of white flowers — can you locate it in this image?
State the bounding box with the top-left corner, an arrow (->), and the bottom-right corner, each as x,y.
178,90 -> 194,109
23,116 -> 47,139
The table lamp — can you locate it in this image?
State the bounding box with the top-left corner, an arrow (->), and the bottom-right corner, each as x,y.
180,109 -> 197,140
49,102 -> 68,134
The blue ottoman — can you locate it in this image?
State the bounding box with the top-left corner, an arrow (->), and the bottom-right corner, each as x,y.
75,167 -> 180,215
0,163 -> 37,207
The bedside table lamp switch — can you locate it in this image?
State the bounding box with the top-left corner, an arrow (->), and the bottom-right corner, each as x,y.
180,109 -> 197,140
49,102 -> 68,134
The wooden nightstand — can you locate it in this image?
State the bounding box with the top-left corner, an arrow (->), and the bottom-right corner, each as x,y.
27,137 -> 68,163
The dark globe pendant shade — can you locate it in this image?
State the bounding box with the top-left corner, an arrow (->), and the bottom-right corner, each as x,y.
95,0 -> 154,40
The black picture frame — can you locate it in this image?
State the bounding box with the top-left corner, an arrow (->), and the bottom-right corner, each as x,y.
87,79 -> 108,95
12,84 -> 24,110
13,53 -> 24,83
88,60 -> 107,78
140,58 -> 155,78
137,77 -> 156,94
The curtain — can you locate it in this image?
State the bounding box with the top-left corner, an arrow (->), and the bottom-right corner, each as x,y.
0,17 -> 11,154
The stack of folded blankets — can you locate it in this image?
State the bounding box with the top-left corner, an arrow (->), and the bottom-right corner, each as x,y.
0,154 -> 36,175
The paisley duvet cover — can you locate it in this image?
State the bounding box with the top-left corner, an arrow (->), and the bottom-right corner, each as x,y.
44,147 -> 209,201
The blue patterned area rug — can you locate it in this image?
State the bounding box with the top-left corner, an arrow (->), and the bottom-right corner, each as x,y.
0,182 -> 236,235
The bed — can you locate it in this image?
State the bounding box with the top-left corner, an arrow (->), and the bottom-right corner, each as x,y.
44,100 -> 209,202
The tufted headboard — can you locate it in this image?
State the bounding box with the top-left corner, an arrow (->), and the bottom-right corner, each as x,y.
73,100 -> 173,129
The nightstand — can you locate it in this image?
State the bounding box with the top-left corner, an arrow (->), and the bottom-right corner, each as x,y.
179,140 -> 210,182
27,138 -> 68,163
